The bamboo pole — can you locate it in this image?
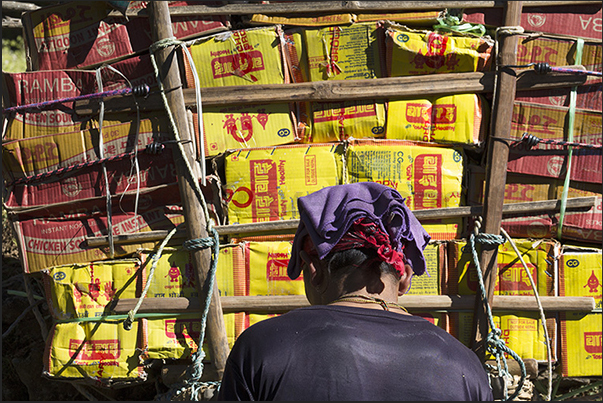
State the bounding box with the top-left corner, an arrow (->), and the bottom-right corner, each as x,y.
147,2 -> 229,378
74,67 -> 588,115
84,196 -> 596,247
111,295 -> 596,315
471,0 -> 524,361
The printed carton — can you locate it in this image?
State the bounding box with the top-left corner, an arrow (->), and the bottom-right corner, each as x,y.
246,13 -> 355,27
447,239 -> 558,297
245,241 -> 304,297
309,99 -> 387,143
466,167 -> 602,245
346,139 -> 465,240
186,26 -> 285,87
559,312 -> 602,377
452,311 -> 558,362
44,320 -> 145,383
463,3 -> 602,40
406,242 -> 446,296
515,84 -> 602,112
192,102 -> 298,158
11,185 -> 185,273
2,57 -> 161,141
385,23 -> 492,77
386,94 -> 488,145
22,1 -> 229,70
300,22 -> 385,81
356,11 -> 442,25
225,143 -> 345,224
559,246 -> 602,310
507,102 -> 602,184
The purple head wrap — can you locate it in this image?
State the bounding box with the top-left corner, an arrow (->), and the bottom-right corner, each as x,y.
287,182 -> 431,280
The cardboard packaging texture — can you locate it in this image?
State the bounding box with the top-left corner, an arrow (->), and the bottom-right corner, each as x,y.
192,103 -> 298,158
386,93 -> 487,145
452,311 -> 558,362
225,143 -> 345,224
300,22 -> 385,81
405,242 -> 446,296
560,312 -> 602,377
385,24 -> 492,77
463,3 -> 602,40
514,85 -> 602,112
21,1 -> 229,70
447,238 -> 558,297
559,246 -> 602,309
187,26 -> 286,87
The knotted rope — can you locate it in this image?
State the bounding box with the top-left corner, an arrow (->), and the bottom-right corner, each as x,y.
469,219 -> 527,401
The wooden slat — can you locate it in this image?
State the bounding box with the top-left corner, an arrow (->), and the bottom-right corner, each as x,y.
74,67 -> 588,115
84,196 -> 596,247
111,295 -> 597,314
472,0 -> 524,360
116,1 -> 601,17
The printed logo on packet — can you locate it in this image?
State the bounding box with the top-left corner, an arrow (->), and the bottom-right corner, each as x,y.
68,339 -> 121,361
266,252 -> 290,281
584,332 -> 602,354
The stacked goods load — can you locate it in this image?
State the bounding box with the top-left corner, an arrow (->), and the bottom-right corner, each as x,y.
1,0 -> 233,389
461,0 -> 603,382
2,1 -> 601,399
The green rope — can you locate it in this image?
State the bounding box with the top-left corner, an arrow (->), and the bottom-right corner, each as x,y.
433,12 -> 487,37
557,38 -> 584,240
469,221 -> 527,401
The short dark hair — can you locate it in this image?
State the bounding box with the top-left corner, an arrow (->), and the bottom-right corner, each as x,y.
323,247 -> 402,282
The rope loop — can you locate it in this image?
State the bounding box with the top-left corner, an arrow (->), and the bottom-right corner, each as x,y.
496,25 -> 525,36
150,37 -> 183,53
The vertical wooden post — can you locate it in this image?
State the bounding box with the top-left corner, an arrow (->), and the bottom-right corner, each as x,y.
148,2 -> 230,378
471,1 -> 523,360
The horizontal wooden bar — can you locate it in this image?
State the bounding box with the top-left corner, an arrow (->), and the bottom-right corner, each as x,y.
74,67 -> 588,115
84,196 -> 596,247
111,295 -> 596,315
117,1 -> 601,17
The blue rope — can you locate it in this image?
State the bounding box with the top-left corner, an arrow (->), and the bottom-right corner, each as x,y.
469,227 -> 527,401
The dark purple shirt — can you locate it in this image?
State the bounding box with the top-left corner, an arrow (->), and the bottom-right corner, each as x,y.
217,305 -> 493,401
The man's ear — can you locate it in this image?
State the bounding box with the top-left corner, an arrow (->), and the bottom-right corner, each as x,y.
300,250 -> 325,289
398,263 -> 414,296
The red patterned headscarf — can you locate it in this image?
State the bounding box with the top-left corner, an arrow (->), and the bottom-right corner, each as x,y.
303,216 -> 407,277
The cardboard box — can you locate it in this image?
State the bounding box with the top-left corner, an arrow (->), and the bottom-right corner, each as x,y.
507,102 -> 602,184
193,102 -> 298,158
559,246 -> 602,310
356,11 -> 442,25
225,142 -> 345,224
447,239 -> 558,296
515,84 -> 602,113
463,3 -> 602,40
44,320 -> 145,383
245,241 -> 305,296
385,23 -> 492,77
2,57 -> 161,141
186,26 -> 285,87
309,99 -> 386,143
300,22 -> 385,81
11,185 -> 185,273
386,93 -> 488,145
346,139 -> 465,240
22,1 -> 229,70
452,311 -> 558,362
559,312 -> 602,377
466,166 -> 602,244
247,13 -> 355,27
2,112 -> 173,184
405,242 -> 446,296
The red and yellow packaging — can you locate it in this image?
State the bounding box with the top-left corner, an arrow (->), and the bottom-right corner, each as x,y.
193,103 -> 298,158
300,22 -> 385,81
386,94 -> 488,145
405,242 -> 445,296
559,246 -> 602,310
225,143 -> 345,224
187,26 -> 286,87
309,100 -> 386,142
560,312 -> 602,377
346,139 -> 464,240
447,238 -> 558,296
385,23 -> 492,77
452,311 -> 557,362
